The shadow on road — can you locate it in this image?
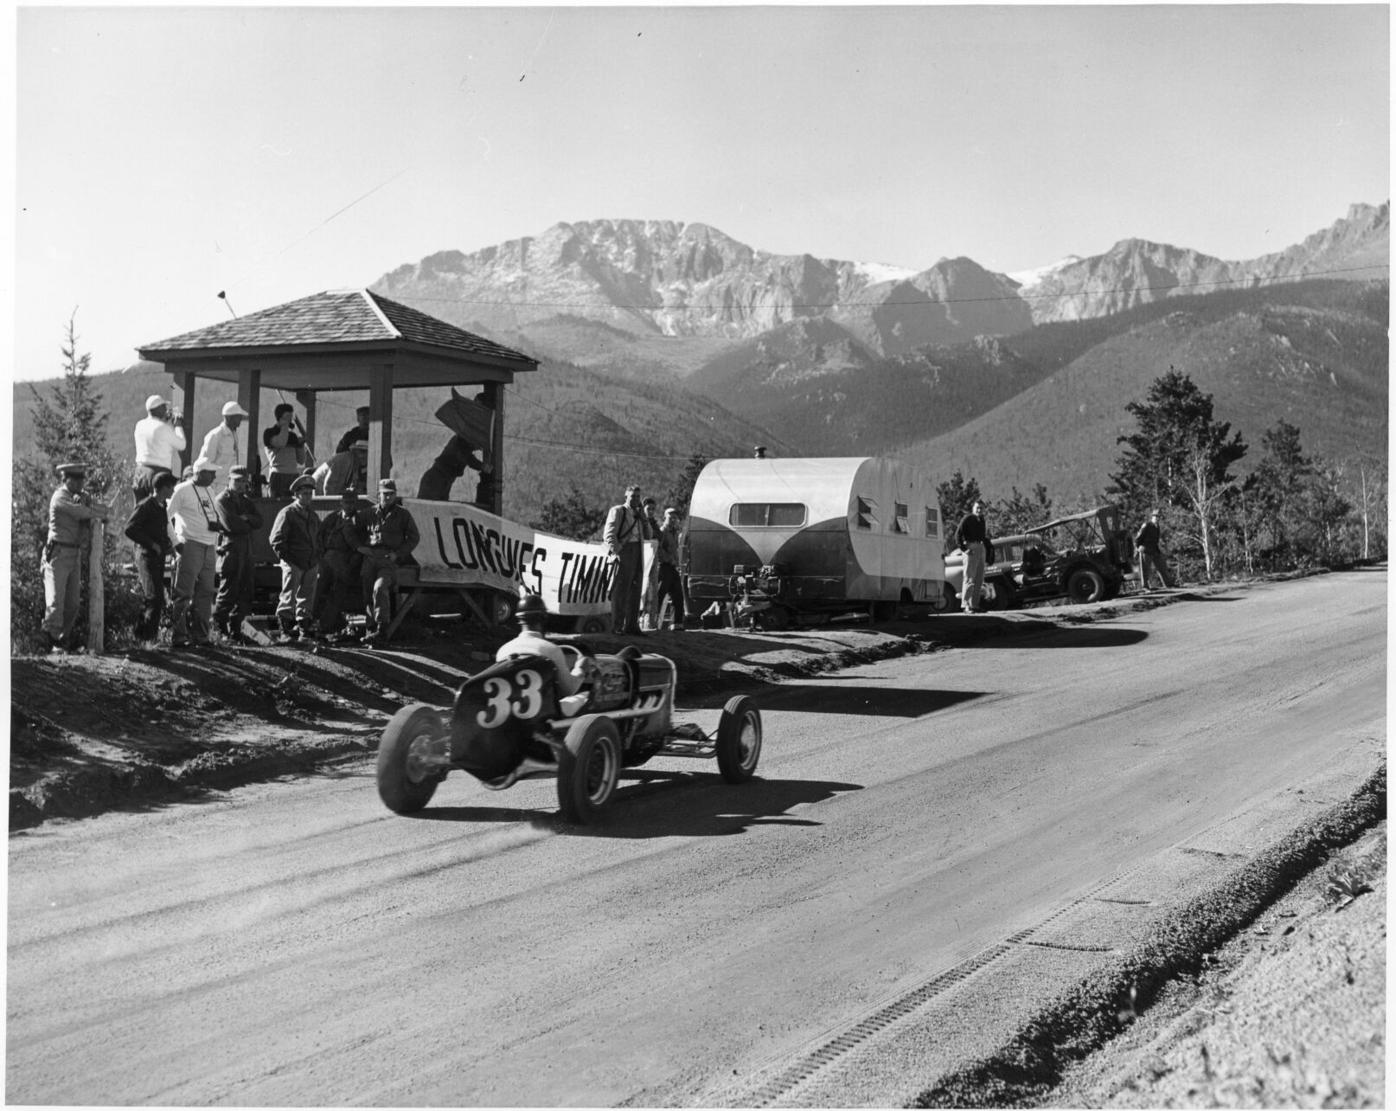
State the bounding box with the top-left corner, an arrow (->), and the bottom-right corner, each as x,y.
949,623 -> 1150,649
408,775 -> 864,839
757,685 -> 985,717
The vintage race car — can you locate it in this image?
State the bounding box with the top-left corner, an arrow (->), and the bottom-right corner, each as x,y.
376,645 -> 763,824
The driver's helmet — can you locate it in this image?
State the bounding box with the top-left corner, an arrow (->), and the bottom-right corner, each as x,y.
517,594 -> 548,619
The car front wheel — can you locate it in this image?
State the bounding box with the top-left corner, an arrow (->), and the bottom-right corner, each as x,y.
377,704 -> 450,814
716,696 -> 762,783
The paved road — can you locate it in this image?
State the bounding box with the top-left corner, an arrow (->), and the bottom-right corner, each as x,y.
7,571 -> 1385,1106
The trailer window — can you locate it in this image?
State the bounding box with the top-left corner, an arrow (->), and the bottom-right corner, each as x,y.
893,503 -> 909,534
729,503 -> 807,528
925,506 -> 940,538
855,496 -> 876,530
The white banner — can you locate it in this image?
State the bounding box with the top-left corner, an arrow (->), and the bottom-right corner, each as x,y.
406,498 -> 653,616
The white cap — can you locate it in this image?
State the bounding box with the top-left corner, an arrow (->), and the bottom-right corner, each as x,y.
192,456 -> 218,474
222,401 -> 249,417
145,394 -> 170,411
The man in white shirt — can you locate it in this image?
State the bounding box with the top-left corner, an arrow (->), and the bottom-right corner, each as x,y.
199,401 -> 249,480
132,394 -> 186,499
167,457 -> 225,647
495,594 -> 591,701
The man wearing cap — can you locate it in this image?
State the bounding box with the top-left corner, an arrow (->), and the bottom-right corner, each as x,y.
1134,509 -> 1176,591
166,458 -> 225,648
124,470 -> 177,645
312,488 -> 365,640
335,406 -> 371,454
42,463 -> 110,653
213,465 -> 265,644
199,401 -> 249,479
269,475 -> 323,641
354,479 -> 420,644
132,394 -> 186,500
603,484 -> 652,635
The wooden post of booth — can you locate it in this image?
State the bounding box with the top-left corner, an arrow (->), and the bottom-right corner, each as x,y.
297,389 -> 317,469
367,365 -> 394,492
87,519 -> 104,655
484,381 -> 504,516
239,369 -> 261,490
175,372 -> 194,473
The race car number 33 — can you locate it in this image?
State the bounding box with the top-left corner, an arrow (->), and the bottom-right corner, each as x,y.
476,670 -> 547,728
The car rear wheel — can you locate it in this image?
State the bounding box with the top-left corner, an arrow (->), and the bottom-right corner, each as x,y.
377,704 -> 450,814
1067,567 -> 1107,604
716,695 -> 762,783
556,715 -> 622,823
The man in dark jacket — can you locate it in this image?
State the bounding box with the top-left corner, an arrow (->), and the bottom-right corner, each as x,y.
269,474 -> 322,640
956,500 -> 991,613
213,465 -> 264,644
355,479 -> 420,644
124,470 -> 176,644
313,488 -> 365,640
1134,509 -> 1176,591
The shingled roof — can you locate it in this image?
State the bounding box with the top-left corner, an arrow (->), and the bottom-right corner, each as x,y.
139,289 -> 535,367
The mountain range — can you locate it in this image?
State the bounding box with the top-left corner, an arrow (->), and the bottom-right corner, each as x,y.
19,203 -> 1388,528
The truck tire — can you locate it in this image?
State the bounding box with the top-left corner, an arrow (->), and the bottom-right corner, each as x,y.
377,704 -> 449,814
716,696 -> 762,783
1067,567 -> 1107,604
556,716 -> 622,823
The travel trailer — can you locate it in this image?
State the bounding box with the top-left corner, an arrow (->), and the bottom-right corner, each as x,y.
686,456 -> 949,628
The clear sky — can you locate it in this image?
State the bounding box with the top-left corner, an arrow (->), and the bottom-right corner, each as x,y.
11,3 -> 1390,380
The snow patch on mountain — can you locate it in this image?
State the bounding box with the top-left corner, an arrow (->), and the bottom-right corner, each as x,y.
1007,255 -> 1084,287
854,260 -> 919,285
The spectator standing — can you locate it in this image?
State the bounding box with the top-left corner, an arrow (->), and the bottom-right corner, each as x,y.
132,394 -> 186,500
313,488 -> 365,640
123,470 -> 176,645
263,403 -> 308,497
41,462 -> 111,653
355,479 -> 420,645
199,401 -> 249,478
167,458 -> 224,648
956,500 -> 991,614
655,506 -> 687,631
603,484 -> 650,635
640,496 -> 663,629
268,475 -> 323,641
213,465 -> 264,643
1134,509 -> 1177,591
335,406 -> 371,454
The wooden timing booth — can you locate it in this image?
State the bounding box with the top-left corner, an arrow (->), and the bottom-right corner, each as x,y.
138,288 -> 540,639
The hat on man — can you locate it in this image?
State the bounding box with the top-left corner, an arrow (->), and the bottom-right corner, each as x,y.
222,401 -> 249,418
145,394 -> 170,412
290,474 -> 316,494
517,593 -> 548,619
350,440 -> 368,452
378,478 -> 398,493
192,455 -> 218,475
56,462 -> 86,478
625,485 -> 641,495
228,465 -> 250,478
340,487 -> 360,501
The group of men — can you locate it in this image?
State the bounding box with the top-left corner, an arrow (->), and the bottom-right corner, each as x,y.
120,462 -> 419,649
953,500 -> 1176,614
603,485 -> 686,635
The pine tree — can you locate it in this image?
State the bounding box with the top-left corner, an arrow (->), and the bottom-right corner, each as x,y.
936,470 -> 982,543
532,484 -> 607,541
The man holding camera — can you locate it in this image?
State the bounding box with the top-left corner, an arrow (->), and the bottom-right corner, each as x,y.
132,394 -> 186,500
167,457 -> 224,648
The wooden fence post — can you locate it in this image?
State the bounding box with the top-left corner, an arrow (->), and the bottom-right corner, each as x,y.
87,520 -> 105,656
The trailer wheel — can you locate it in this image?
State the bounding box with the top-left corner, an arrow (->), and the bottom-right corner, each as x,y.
716,696 -> 762,783
377,704 -> 450,814
1067,567 -> 1107,604
556,716 -> 622,823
